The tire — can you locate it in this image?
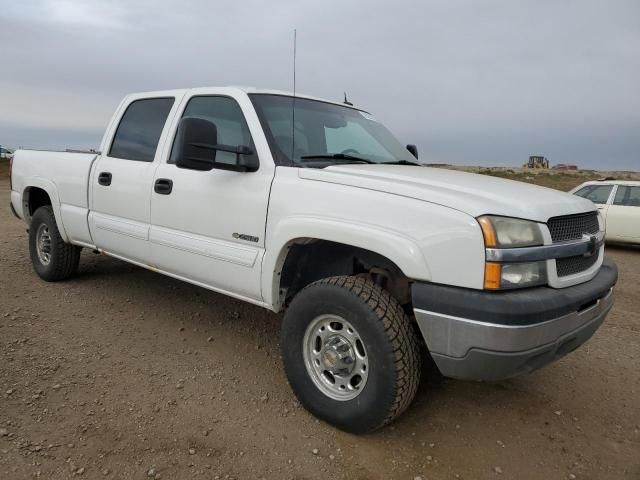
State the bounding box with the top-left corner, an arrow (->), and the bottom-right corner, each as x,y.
29,206 -> 81,282
281,276 -> 421,433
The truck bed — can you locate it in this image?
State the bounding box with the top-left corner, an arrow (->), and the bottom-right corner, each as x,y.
11,149 -> 98,245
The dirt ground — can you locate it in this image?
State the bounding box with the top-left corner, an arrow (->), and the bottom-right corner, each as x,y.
1,175 -> 639,480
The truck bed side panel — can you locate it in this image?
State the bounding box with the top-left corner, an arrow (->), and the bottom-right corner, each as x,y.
11,150 -> 98,245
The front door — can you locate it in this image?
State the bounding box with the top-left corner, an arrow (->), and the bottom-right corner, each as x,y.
572,183 -> 615,228
605,185 -> 640,242
149,94 -> 274,301
89,96 -> 176,265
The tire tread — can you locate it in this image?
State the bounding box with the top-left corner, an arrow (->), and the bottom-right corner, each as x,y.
299,275 -> 421,430
30,206 -> 81,281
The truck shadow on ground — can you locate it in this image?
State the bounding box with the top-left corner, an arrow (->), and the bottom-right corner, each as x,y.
69,250 -> 553,434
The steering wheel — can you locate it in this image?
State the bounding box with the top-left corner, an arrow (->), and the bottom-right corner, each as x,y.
341,148 -> 360,155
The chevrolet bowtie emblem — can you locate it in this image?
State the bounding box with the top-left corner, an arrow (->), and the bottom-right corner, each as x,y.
583,234 -> 598,257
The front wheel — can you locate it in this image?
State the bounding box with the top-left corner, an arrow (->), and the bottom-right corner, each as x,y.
29,206 -> 81,281
281,276 -> 421,433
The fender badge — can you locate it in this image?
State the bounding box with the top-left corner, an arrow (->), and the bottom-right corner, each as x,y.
233,233 -> 259,243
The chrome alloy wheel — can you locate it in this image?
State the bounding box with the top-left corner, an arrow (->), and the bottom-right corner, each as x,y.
302,314 -> 368,401
36,223 -> 52,265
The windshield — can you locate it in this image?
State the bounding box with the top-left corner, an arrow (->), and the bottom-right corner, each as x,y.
249,94 -> 418,167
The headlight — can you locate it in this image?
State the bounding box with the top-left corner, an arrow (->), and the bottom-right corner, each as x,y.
478,215 -> 547,290
484,261 -> 547,290
478,215 -> 544,248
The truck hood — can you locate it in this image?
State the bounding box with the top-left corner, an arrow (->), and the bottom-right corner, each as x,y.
298,165 -> 596,222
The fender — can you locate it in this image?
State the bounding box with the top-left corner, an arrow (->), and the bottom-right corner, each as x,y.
21,177 -> 69,242
261,215 -> 432,310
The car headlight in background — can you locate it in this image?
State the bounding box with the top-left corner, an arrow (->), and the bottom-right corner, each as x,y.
478,215 -> 547,290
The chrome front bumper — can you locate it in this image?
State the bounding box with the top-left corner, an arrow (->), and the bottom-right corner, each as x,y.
411,257 -> 618,381
414,289 -> 613,381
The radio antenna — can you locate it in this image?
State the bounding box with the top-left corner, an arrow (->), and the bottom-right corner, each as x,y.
293,29 -> 297,98
291,29 -> 297,163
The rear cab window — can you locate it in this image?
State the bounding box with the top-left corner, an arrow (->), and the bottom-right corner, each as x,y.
574,184 -> 614,204
109,97 -> 175,162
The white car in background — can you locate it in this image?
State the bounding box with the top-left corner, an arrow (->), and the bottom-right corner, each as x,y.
0,147 -> 14,159
571,180 -> 640,244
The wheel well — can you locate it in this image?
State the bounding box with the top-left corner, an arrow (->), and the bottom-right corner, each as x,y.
278,239 -> 412,308
24,187 -> 52,220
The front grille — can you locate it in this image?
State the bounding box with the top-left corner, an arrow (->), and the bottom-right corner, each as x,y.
547,212 -> 601,277
547,212 -> 599,242
556,253 -> 599,277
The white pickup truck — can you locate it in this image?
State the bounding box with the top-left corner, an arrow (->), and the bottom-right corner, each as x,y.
9,87 -> 618,433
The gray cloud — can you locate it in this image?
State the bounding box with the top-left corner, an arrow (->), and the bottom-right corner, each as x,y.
1,0 -> 638,169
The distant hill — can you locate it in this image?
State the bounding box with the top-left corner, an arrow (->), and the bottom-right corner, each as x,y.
426,164 -> 640,191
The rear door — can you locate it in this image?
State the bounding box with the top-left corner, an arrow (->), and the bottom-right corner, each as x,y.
605,185 -> 640,242
149,91 -> 275,302
89,95 -> 180,265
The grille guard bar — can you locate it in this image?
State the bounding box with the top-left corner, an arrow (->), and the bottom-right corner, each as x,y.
486,231 -> 604,263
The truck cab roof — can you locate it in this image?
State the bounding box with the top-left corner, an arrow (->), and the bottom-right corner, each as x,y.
125,86 -> 367,112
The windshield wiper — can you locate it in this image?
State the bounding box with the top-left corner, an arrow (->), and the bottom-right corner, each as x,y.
298,155 -> 421,166
381,160 -> 422,166
299,153 -> 376,164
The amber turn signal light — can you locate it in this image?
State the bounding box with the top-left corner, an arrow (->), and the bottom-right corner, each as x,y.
484,262 -> 501,290
478,216 -> 497,248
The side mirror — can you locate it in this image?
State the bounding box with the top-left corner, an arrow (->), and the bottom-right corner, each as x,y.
175,117 -> 259,172
406,144 -> 418,159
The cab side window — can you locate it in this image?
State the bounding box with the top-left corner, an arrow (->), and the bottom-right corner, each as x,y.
613,186 -> 640,207
574,185 -> 613,204
169,96 -> 256,166
109,98 -> 175,162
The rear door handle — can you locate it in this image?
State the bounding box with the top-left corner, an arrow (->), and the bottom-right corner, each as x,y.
154,178 -> 173,195
98,172 -> 112,186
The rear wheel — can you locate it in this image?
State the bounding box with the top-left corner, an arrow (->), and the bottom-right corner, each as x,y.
29,206 -> 81,281
281,276 -> 421,433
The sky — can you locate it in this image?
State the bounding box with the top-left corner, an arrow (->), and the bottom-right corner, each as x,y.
0,0 -> 638,170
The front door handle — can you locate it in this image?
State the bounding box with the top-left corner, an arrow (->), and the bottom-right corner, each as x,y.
98,172 -> 112,186
154,178 -> 173,195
